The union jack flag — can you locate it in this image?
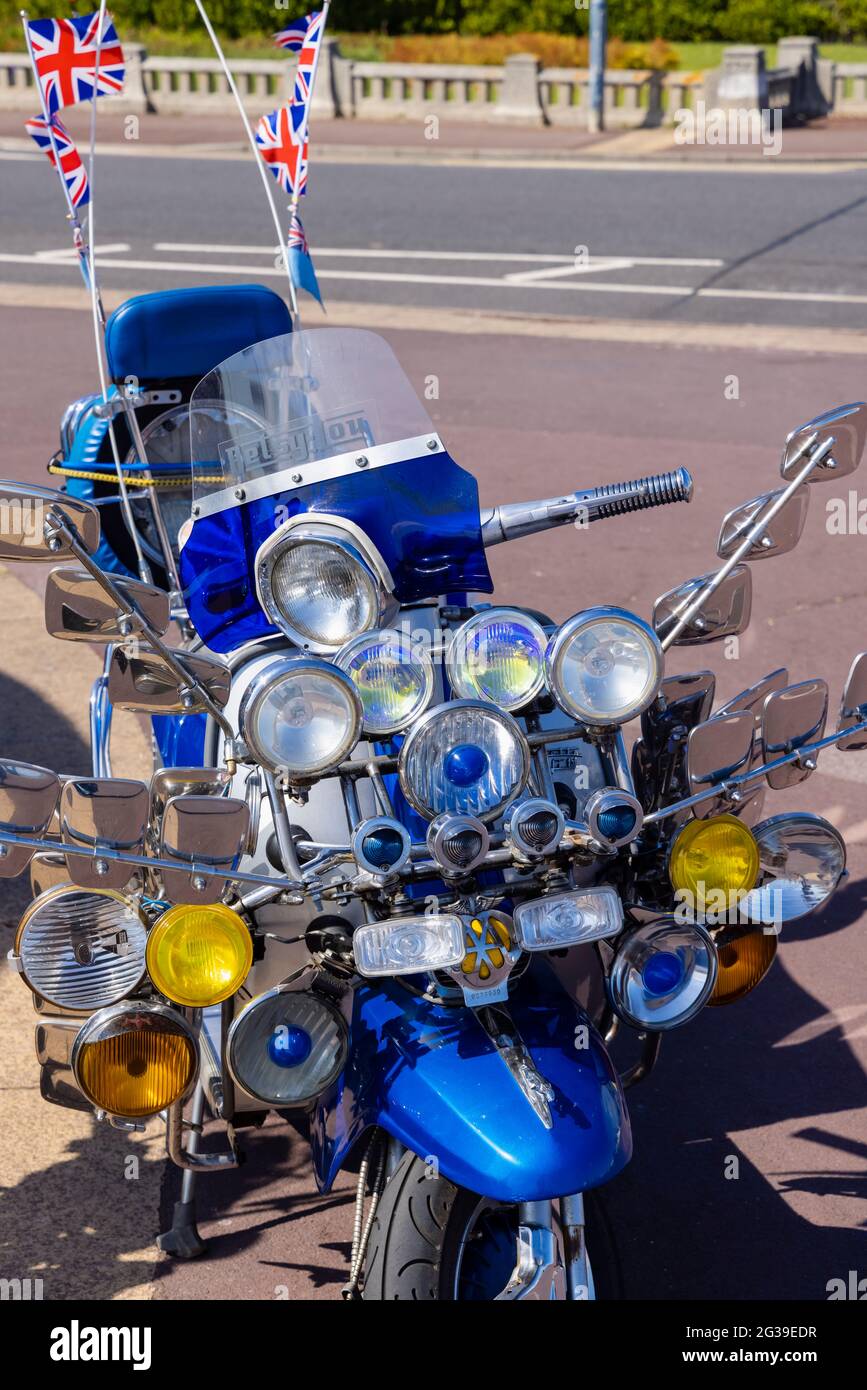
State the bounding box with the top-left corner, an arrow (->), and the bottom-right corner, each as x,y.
255,106 -> 308,197
273,12 -> 319,53
26,11 -> 125,117
25,114 -> 90,208
287,210 -> 322,304
292,9 -> 324,111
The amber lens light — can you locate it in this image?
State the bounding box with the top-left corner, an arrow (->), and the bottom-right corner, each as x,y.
710,930 -> 778,1006
669,814 -> 760,914
73,1003 -> 197,1118
146,903 -> 253,1007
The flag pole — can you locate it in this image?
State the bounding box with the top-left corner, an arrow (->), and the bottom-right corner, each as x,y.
285,1 -> 331,278
193,0 -> 299,322
19,9 -> 92,290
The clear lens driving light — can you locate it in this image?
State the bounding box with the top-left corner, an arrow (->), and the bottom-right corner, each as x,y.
398,699 -> 531,821
513,886 -> 623,951
227,987 -> 348,1106
354,914 -> 465,977
336,629 -> 434,735
72,1000 -> 198,1118
609,918 -> 717,1030
146,902 -> 253,1008
669,813 -> 759,916
546,606 -> 663,726
14,886 -> 147,1012
738,813 -> 846,926
239,656 -> 362,778
257,530 -> 380,650
447,608 -> 547,711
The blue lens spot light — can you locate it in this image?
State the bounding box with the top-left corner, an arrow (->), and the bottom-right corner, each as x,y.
596,804 -> 637,841
586,788 -> 643,848
268,1025 -> 312,1068
362,827 -> 405,869
641,950 -> 684,997
444,743 -> 489,787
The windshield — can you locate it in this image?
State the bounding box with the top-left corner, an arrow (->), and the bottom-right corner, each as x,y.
189,328 -> 436,511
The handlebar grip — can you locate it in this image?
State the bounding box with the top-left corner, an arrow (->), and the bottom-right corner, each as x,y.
581,467 -> 693,521
480,467 -> 693,546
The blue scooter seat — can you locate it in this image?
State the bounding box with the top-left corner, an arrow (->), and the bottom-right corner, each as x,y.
104,283 -> 293,385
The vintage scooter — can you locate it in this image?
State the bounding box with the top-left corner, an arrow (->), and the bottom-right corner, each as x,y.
1,283 -> 866,1299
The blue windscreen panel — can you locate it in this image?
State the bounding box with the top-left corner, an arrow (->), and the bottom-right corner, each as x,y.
180,450 -> 493,653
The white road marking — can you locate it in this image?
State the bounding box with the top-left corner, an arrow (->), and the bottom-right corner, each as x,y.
34,242 -> 130,262
153,242 -> 725,268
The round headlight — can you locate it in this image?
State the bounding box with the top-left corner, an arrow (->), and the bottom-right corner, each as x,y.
72,1000 -> 198,1118
447,608 -> 547,712
545,606 -> 663,726
14,886 -> 147,1012
739,813 -> 846,926
336,629 -> 434,735
146,902 -> 253,1007
239,656 -> 362,778
227,986 -> 348,1106
669,814 -> 759,916
709,929 -> 778,1005
256,527 -> 385,650
608,918 -> 717,1030
398,699 -> 531,822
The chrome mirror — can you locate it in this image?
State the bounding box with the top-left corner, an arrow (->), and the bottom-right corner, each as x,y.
717,489 -> 809,562
0,760 -> 61,878
781,402 -> 867,482
160,794 -> 250,905
60,778 -> 148,891
653,565 -> 752,646
0,482 -> 100,561
45,567 -> 170,642
716,669 -> 789,724
149,767 -> 231,852
108,648 -> 231,714
837,652 -> 867,751
761,679 -> 828,789
687,710 -> 754,815
633,672 -> 715,812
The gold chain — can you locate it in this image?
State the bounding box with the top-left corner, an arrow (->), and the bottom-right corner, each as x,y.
48,464 -> 224,488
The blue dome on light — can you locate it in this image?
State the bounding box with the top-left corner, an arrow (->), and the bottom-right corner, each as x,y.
362,827 -> 405,869
268,1025 -> 312,1068
444,743 -> 489,787
641,951 -> 684,997
596,803 -> 637,841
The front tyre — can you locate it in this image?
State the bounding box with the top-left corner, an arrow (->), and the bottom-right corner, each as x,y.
361,1151 -> 621,1301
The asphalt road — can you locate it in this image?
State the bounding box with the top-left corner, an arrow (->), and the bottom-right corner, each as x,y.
5,144 -> 867,328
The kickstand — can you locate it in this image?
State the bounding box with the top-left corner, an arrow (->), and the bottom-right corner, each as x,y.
157,1085 -> 208,1260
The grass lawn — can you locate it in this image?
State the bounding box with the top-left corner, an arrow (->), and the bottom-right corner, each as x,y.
674,41 -> 867,70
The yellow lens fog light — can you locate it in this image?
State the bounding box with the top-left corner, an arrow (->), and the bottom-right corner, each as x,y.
710,930 -> 778,1006
146,903 -> 253,1008
72,1001 -> 197,1118
669,813 -> 759,916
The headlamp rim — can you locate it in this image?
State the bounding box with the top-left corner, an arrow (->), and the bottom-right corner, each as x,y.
351,815 -> 413,877
608,916 -> 718,1031
14,884 -> 147,1011
71,998 -> 199,1117
226,983 -> 349,1105
446,605 -> 549,711
238,654 -> 363,778
335,627 -> 435,735
544,605 -> 664,727
397,697 -> 532,822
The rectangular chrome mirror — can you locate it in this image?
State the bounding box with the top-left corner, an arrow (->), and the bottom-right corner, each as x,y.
0,482 -> 100,561
107,648 -> 231,714
0,760 -> 61,878
782,402 -> 867,482
60,778 -> 148,891
837,652 -> 867,750
45,568 -> 170,642
717,669 -> 789,724
633,671 -> 716,811
761,679 -> 828,789
159,794 -> 250,905
653,565 -> 752,646
687,710 -> 754,815
717,489 -> 809,561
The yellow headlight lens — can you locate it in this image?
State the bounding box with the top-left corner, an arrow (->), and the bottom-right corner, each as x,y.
710,930 -> 778,1006
146,903 -> 253,1007
669,813 -> 759,913
73,1003 -> 197,1118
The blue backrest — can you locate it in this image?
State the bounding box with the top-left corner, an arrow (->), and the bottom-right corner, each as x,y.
104,283 -> 293,385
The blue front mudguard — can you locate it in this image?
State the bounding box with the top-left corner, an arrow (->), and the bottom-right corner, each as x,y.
311,965 -> 632,1204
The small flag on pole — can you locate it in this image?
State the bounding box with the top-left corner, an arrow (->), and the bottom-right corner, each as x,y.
273,12 -> 320,53
292,10 -> 324,110
255,106 -> 308,197
288,211 -> 322,305
25,114 -> 90,208
25,11 -> 125,117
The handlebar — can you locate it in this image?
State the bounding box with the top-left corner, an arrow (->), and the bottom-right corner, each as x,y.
480,467 -> 693,547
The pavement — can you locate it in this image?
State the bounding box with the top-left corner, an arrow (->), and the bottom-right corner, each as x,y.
1,114 -> 866,1301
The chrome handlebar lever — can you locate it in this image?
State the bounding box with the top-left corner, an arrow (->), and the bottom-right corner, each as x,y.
480,467 -> 693,547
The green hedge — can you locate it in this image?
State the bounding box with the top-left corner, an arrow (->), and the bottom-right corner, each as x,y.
8,0 -> 867,43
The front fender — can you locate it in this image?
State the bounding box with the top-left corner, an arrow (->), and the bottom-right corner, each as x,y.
311,966 -> 631,1203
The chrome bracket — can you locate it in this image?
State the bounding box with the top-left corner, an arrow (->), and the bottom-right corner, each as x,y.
495,1219 -> 566,1300
93,389 -> 182,420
